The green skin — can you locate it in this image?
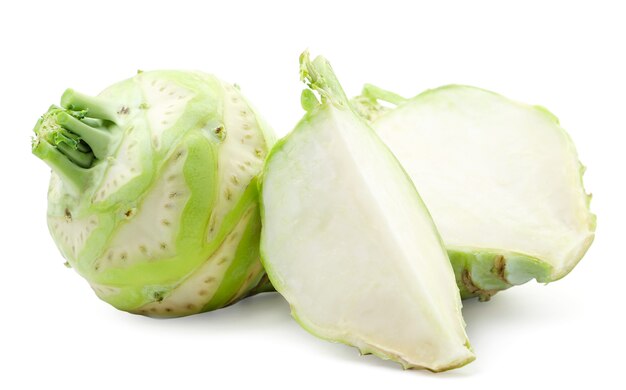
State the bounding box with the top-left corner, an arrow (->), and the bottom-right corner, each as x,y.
352,84 -> 595,300
33,71 -> 274,317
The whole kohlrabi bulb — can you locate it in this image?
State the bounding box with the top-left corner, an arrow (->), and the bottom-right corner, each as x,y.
32,70 -> 275,317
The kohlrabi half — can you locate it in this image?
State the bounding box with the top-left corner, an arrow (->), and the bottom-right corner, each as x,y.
353,84 -> 596,300
259,52 -> 474,372
32,70 -> 274,317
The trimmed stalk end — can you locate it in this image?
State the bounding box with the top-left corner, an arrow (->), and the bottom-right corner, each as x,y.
299,50 -> 349,108
32,91 -> 119,191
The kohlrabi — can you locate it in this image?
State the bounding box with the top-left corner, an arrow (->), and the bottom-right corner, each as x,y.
32,70 -> 274,317
353,84 -> 596,300
259,52 -> 474,371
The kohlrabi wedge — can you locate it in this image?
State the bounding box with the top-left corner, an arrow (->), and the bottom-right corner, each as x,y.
354,84 -> 596,300
33,70 -> 274,317
259,53 -> 474,372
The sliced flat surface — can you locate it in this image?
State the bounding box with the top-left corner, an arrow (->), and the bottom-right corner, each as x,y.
375,86 -> 595,278
262,105 -> 472,370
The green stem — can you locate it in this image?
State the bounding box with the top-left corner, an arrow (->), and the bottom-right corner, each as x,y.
32,140 -> 90,191
299,50 -> 349,108
361,84 -> 407,106
57,112 -> 112,159
61,89 -> 118,122
56,141 -> 95,168
32,96 -> 120,191
81,117 -> 105,128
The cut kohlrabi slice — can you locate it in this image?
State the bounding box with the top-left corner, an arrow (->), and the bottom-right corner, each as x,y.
33,70 -> 274,317
354,84 -> 596,300
259,52 -> 474,371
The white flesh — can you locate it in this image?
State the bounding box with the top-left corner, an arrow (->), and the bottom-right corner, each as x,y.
373,86 -> 595,280
261,105 -> 474,371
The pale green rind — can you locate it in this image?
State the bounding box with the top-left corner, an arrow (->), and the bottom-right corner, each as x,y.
203,182 -> 263,311
91,131 -> 219,311
448,248 -> 552,301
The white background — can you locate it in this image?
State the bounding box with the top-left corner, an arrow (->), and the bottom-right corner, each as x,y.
1,0 -> 624,388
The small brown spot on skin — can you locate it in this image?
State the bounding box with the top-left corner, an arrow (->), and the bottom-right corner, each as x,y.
244,161 -> 252,166
218,257 -> 228,265
169,192 -> 178,199
492,255 -> 508,283
165,308 -> 172,312
204,277 -> 216,284
244,134 -> 252,139
167,175 -> 177,181
107,252 -> 113,261
120,253 -> 127,261
240,110 -> 247,116
168,92 -> 175,96
238,164 -> 246,171
164,203 -> 174,209
186,304 -> 195,310
231,175 -> 239,185
174,151 -> 184,160
461,269 -> 498,302
160,243 -> 167,250
94,263 -> 100,271
198,290 -> 208,296
139,245 -> 147,254
159,87 -> 165,92
65,208 -> 72,222
117,106 -> 130,115
209,217 -> 216,229
150,308 -> 157,313
162,219 -> 171,226
225,189 -> 232,200
125,209 -> 133,218
255,149 -> 263,158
